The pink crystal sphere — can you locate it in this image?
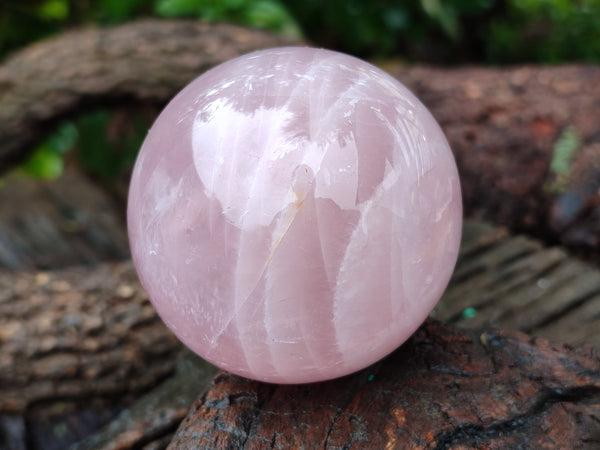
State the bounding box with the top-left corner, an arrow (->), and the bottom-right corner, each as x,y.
128,47 -> 462,384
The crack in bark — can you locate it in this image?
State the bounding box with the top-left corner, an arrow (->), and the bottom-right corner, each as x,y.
233,386 -> 275,449
322,370 -> 375,449
433,385 -> 600,449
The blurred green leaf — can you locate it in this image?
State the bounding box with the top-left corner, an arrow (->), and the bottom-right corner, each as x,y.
19,121 -> 77,179
420,0 -> 459,41
154,0 -> 301,37
37,0 -> 69,21
550,126 -> 580,176
45,121 -> 78,155
77,110 -> 115,180
21,147 -> 64,179
100,0 -> 148,21
242,0 -> 302,37
487,0 -> 600,63
154,0 -> 203,17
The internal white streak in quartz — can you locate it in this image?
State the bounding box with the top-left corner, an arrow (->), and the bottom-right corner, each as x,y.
128,47 -> 462,383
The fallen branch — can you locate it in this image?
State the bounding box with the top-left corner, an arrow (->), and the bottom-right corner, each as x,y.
0,19 -> 300,169
171,320 -> 600,449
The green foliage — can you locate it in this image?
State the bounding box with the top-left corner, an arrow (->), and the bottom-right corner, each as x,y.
154,0 -> 301,38
550,127 -> 580,176
18,110 -> 150,182
281,0 -> 500,60
20,147 -> 65,180
487,0 -> 600,63
37,0 -> 69,21
76,110 -> 149,181
98,0 -> 151,23
2,0 -> 599,63
283,0 -> 600,62
547,126 -> 581,194
0,0 -> 150,59
20,122 -> 77,179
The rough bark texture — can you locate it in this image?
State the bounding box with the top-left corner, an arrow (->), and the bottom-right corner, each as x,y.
0,248 -> 220,449
0,165 -> 129,271
0,261 -> 181,415
1,21 -> 598,260
0,19 -> 300,170
2,220 -> 600,448
388,64 -> 600,262
433,221 -> 600,348
71,350 -> 217,450
170,320 -> 600,449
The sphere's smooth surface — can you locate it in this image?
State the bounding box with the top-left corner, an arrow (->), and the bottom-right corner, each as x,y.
128,47 -> 462,384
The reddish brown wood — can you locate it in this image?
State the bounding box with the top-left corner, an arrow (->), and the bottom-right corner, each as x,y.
170,320 -> 600,449
389,65 -> 600,263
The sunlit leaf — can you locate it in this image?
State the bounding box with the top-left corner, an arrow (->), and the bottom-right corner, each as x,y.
550,126 -> 580,176
37,0 -> 69,21
242,0 -> 302,37
18,121 -> 77,179
20,146 -> 64,179
154,0 -> 203,17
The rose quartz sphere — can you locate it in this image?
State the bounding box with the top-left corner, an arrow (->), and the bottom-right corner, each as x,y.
128,47 -> 462,384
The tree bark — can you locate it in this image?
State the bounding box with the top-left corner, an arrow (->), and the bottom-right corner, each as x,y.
0,261 -> 182,415
1,21 -> 598,260
170,320 -> 600,449
433,221 -> 600,348
0,19 -> 300,170
3,220 -> 600,448
388,64 -> 600,263
0,165 -> 130,271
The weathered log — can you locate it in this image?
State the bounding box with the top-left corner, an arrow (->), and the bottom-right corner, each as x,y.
0,165 -> 129,271
1,21 -> 599,446
433,221 -> 600,348
0,19 -> 301,170
0,257 -> 218,449
388,64 -> 600,261
3,220 -> 599,417
1,21 -> 598,260
3,220 -> 599,448
170,319 -> 600,449
71,350 -> 217,450
0,261 -> 181,415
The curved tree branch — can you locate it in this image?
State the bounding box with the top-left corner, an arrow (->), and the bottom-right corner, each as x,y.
0,19 -> 301,169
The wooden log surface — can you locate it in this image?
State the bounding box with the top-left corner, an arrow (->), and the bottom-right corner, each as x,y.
168,222 -> 600,449
0,19 -> 300,170
2,219 -> 600,448
433,221 -> 600,348
170,320 -> 600,449
0,261 -> 181,415
0,166 -> 130,271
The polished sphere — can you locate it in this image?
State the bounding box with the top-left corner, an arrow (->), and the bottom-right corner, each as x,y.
128,47 -> 462,384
